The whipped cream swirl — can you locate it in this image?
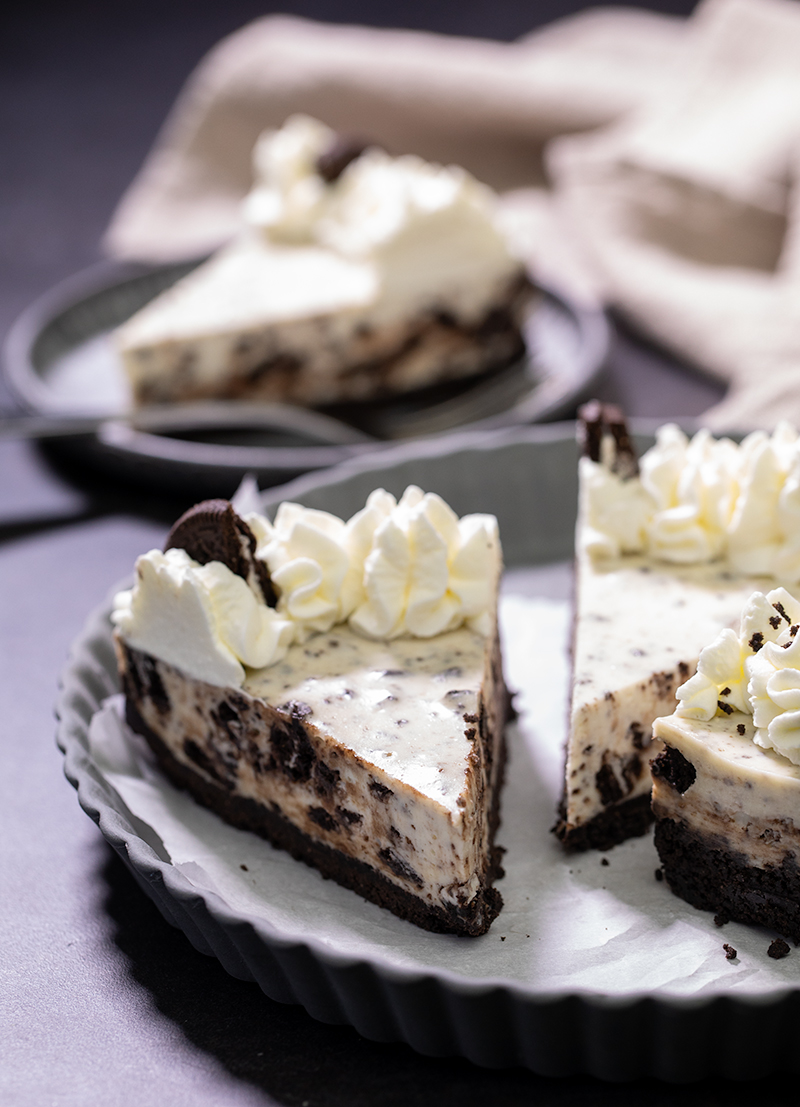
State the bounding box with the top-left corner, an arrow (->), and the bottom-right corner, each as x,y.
676,586 -> 800,765
582,422 -> 800,575
349,486 -> 501,640
244,490 -> 395,641
112,548 -> 293,688
241,115 -> 520,318
113,487 -> 501,686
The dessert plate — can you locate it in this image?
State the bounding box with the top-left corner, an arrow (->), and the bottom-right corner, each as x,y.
4,261 -> 607,495
57,424 -> 800,1083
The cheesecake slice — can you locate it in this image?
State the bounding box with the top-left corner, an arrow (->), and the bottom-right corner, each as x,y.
112,491 -> 508,935
116,115 -> 532,408
653,585 -> 800,941
556,404 -> 788,851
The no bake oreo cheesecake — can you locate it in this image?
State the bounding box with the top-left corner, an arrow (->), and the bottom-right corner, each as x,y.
116,115 -> 532,408
557,405 -> 800,851
653,585 -> 800,941
112,489 -> 508,935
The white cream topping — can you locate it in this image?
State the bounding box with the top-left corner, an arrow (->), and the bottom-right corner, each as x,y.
349,486 -> 501,640
241,114 -> 520,321
114,488 -> 501,685
243,115 -> 334,243
675,585 -> 800,765
582,422 -> 800,575
244,489 -> 395,641
111,549 -> 293,688
579,456 -> 654,559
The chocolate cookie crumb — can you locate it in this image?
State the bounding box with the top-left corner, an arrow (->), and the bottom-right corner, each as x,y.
654,868 -> 663,882
240,864 -> 248,871
723,943 -> 737,960
714,914 -> 729,927
768,938 -> 791,959
601,858 -> 609,867
651,745 -> 696,794
737,724 -> 746,735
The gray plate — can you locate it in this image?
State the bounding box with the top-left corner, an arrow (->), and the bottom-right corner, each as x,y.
56,423 -> 800,1082
4,261 -> 608,495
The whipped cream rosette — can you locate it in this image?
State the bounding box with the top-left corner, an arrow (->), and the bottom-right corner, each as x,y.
112,548 -> 294,687
675,585 -> 800,765
349,486 -> 500,640
582,421 -> 800,576
112,486 -> 501,686
243,490 -> 395,640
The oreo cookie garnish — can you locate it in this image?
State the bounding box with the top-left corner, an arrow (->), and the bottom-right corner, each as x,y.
316,135 -> 370,183
577,400 -> 639,480
164,499 -> 276,606
577,399 -> 604,463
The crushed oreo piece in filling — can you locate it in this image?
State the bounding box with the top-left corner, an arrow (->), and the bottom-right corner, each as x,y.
651,745 -> 696,795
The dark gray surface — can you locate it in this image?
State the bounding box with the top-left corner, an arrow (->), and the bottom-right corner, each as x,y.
7,1 -> 792,1103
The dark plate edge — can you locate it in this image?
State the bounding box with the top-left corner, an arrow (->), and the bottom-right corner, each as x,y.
2,261 -> 609,485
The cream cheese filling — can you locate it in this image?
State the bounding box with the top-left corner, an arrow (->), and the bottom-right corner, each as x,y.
653,712 -> 800,867
244,624 -> 485,815
566,547 -> 765,829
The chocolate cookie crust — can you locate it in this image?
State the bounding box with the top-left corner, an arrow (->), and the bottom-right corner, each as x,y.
655,817 -> 800,943
553,793 -> 653,853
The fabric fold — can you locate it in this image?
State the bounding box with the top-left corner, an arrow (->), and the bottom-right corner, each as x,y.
103,0 -> 800,430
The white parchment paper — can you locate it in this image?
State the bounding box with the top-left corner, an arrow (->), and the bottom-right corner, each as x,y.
88,564 -> 799,998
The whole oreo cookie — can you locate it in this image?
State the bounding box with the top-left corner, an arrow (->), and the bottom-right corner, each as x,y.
164,499 -> 276,606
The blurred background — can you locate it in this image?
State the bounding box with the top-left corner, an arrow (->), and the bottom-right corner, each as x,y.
1,0 -> 705,417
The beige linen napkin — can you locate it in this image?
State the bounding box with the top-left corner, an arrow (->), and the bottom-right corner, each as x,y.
105,0 -> 800,430
551,0 -> 800,430
104,7 -> 683,267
